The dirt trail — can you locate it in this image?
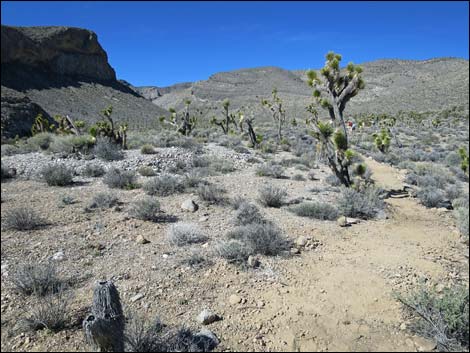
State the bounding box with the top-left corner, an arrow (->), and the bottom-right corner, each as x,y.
217,158 -> 467,352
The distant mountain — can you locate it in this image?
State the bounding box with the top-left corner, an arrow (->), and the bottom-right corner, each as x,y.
1,25 -> 168,138
140,58 -> 469,121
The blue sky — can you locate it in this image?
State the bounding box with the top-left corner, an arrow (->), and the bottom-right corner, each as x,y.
2,1 -> 469,87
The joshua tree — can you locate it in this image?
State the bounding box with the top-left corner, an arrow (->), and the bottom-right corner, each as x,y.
239,112 -> 261,149
305,51 -> 365,187
211,99 -> 237,134
89,106 -> 128,149
373,128 -> 391,153
164,99 -> 197,136
262,88 -> 286,142
459,147 -> 469,175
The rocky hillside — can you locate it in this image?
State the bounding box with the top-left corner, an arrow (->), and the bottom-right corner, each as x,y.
143,58 -> 469,120
1,25 -> 168,138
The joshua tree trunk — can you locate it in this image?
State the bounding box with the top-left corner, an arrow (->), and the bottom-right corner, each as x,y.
83,281 -> 125,352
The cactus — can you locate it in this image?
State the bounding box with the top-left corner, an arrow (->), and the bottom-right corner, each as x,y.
305,52 -> 365,187
373,128 -> 391,153
88,106 -> 128,149
261,88 -> 286,142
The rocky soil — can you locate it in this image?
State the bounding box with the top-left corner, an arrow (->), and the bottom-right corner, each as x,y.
1,144 -> 468,352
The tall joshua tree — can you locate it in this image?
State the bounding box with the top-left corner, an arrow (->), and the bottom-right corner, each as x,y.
262,88 -> 286,142
306,51 -> 365,187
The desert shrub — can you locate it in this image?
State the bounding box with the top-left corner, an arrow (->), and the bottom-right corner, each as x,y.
233,202 -> 265,226
1,162 -> 13,180
167,223 -> 207,246
129,197 -> 161,221
337,186 -> 384,219
227,222 -> 290,256
60,195 -> 76,206
455,207 -> 469,238
138,166 -> 157,177
255,163 -> 285,178
452,195 -> 469,210
11,262 -> 62,296
216,239 -> 253,264
417,187 -> 446,208
125,316 -> 217,352
103,168 -> 138,189
289,202 -> 339,220
445,185 -> 461,201
21,288 -> 71,332
49,134 -> 95,155
197,184 -> 226,204
3,207 -> 46,231
445,151 -> 462,167
325,174 -> 342,186
260,141 -> 276,154
1,144 -> 23,156
398,285 -> 469,351
192,156 -> 210,168
143,174 -> 184,196
41,163 -> 74,186
209,158 -> 235,174
294,164 -> 309,171
82,163 -> 105,177
141,144 -> 157,154
292,174 -> 306,181
88,192 -> 119,209
230,196 -> 248,210
258,184 -> 287,208
28,132 -> 54,150
93,138 -> 124,161
167,160 -> 189,174
181,249 -> 212,268
183,170 -> 207,188
307,170 -> 317,181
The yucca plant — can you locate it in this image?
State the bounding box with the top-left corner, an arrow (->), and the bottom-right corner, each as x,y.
373,129 -> 391,153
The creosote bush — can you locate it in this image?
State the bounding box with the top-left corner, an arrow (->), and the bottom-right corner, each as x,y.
138,166 -> 157,177
82,164 -> 105,177
129,197 -> 161,221
93,138 -> 124,161
197,184 -> 227,204
258,184 -> 287,208
167,222 -> 207,246
140,144 -> 157,154
255,162 -> 285,178
21,288 -> 71,332
289,202 -> 339,220
233,202 -> 265,226
398,285 -> 469,352
103,168 -> 138,189
41,163 -> 74,186
336,186 -> 384,219
144,174 -> 185,196
89,192 -> 119,209
3,207 -> 46,231
11,262 -> 63,296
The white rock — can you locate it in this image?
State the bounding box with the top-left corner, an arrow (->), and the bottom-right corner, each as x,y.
197,309 -> 220,325
51,251 -> 65,261
130,293 -> 144,302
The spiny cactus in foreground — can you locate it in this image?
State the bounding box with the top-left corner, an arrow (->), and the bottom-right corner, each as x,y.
305,51 -> 365,187
261,88 -> 287,142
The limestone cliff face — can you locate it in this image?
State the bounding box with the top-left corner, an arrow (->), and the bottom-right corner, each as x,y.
1,25 -> 115,80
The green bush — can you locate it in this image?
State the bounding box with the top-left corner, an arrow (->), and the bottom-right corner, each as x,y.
337,186 -> 384,219
41,164 -> 74,186
289,202 -> 339,220
103,168 -> 138,189
143,174 -> 185,196
258,184 -> 287,208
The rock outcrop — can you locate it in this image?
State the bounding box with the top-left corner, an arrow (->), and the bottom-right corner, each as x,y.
1,25 -> 115,80
1,25 -> 168,139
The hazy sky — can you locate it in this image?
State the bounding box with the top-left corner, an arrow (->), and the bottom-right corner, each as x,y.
2,1 -> 469,87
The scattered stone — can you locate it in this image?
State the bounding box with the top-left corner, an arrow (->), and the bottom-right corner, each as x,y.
247,256 -> 260,268
413,336 -> 437,352
194,329 -> 219,350
400,323 -> 407,331
199,216 -> 209,222
290,248 -> 300,255
229,295 -> 242,305
197,309 -> 220,325
51,251 -> 65,261
130,293 -> 144,302
181,199 -> 199,212
295,236 -> 308,247
136,235 -> 150,244
337,216 -> 349,227
346,217 -> 360,224
375,210 -> 388,220
257,301 -> 265,308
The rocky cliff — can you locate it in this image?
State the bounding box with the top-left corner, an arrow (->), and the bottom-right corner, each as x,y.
1,25 -> 168,139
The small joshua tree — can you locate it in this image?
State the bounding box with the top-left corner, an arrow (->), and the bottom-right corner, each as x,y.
262,88 -> 286,142
373,128 -> 391,153
89,106 -> 128,149
239,112 -> 261,149
165,99 -> 197,136
305,51 -> 365,187
459,147 -> 469,175
211,99 -> 237,134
